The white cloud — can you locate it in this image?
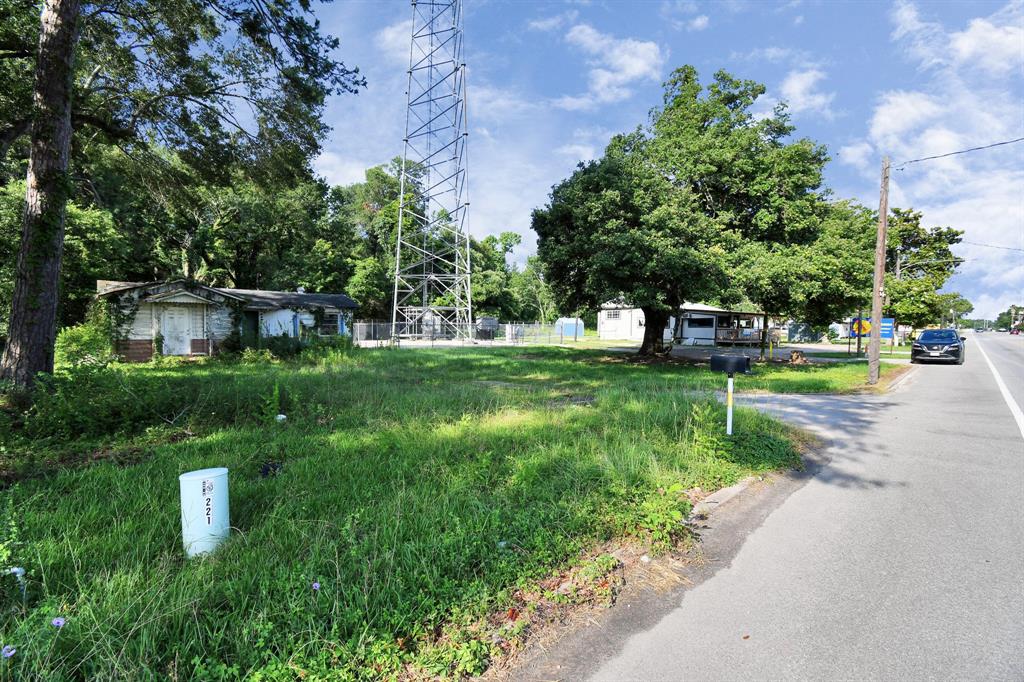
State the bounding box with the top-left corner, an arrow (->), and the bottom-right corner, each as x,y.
555,143 -> 597,160
780,68 -> 835,119
553,126 -> 617,163
731,45 -> 819,68
868,91 -> 941,147
794,15 -> 804,25
374,20 -> 412,66
847,0 -> 1024,318
838,141 -> 874,170
470,83 -> 538,123
949,16 -> 1024,75
314,152 -> 373,187
687,15 -> 710,31
554,24 -> 667,111
527,10 -> 578,32
891,0 -> 1024,77
659,0 -> 699,30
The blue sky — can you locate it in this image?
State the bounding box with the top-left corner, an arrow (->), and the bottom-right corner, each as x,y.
313,0 -> 1023,319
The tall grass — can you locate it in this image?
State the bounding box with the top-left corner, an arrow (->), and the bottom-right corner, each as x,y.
0,347 -> 820,679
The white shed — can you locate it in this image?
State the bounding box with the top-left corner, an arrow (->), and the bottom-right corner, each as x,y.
597,303 -> 674,342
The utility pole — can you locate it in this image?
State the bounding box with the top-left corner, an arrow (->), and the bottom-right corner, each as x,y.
868,157 -> 890,385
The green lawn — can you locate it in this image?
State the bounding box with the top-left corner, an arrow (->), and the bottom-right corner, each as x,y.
0,346 -> 889,679
802,350 -> 911,359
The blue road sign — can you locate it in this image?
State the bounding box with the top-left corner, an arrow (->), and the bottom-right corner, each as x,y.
852,317 -> 895,339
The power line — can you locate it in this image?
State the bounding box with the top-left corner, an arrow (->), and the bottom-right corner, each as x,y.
962,240 -> 1024,252
894,137 -> 1024,170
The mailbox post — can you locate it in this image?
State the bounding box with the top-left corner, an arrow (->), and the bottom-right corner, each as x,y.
710,355 -> 752,435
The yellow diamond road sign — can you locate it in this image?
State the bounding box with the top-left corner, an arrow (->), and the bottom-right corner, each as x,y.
852,319 -> 872,335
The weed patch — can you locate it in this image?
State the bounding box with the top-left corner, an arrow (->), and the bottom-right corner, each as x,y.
0,346 -> 817,679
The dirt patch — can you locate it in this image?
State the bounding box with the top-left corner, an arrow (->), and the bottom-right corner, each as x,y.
546,394 -> 596,408
475,380 -> 524,390
480,539 -> 698,681
0,429 -> 195,487
593,353 -> 705,367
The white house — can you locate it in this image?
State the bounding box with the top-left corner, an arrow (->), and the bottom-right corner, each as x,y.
96,280 -> 358,361
598,301 -> 767,346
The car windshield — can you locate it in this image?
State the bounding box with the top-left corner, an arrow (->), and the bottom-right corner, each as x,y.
919,330 -> 958,342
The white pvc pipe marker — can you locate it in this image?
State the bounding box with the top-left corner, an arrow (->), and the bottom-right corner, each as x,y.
726,375 -> 734,435
179,467 -> 230,557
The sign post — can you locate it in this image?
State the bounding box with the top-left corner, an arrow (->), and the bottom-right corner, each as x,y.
710,355 -> 753,436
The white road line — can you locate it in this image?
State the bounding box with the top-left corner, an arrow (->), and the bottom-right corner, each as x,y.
974,339 -> 1024,441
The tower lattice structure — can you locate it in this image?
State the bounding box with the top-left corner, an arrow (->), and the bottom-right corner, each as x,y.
391,0 -> 472,340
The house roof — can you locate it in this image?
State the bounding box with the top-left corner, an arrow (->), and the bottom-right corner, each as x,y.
218,288 -> 358,310
97,280 -> 358,310
600,300 -> 762,316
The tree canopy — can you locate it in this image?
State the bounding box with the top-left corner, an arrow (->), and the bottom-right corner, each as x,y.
0,0 -> 367,386
534,65 -> 881,354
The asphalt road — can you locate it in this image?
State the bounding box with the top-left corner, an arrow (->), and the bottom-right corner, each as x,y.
560,331 -> 1024,680
973,331 -> 1024,420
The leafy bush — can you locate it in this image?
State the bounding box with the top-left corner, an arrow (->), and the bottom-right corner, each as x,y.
54,306 -> 114,368
240,348 -> 277,364
262,334 -> 303,358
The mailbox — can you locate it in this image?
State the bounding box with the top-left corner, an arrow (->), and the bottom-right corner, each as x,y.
710,354 -> 751,375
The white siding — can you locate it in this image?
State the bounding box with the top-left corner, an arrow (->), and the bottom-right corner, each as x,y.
681,313 -> 717,346
191,306 -> 205,336
597,308 -> 673,342
128,302 -> 155,340
261,309 -> 296,337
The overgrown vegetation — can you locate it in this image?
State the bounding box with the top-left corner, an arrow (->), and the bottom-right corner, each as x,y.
0,346 -> 861,679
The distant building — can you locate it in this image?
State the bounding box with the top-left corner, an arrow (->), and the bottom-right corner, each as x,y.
96,280 -> 358,361
597,301 -> 767,346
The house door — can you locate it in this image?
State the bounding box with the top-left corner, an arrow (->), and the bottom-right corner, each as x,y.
162,307 -> 193,355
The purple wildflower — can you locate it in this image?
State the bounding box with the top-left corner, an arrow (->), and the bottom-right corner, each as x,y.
312,581 -> 321,592
1,645 -> 14,659
52,617 -> 66,628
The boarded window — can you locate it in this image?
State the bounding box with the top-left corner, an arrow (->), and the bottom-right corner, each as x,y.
319,313 -> 340,335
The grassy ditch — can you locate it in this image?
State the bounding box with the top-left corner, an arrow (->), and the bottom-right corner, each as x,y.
0,346 -> 856,679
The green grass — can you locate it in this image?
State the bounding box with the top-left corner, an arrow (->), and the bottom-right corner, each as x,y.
0,346 -> 878,679
802,350 -> 911,359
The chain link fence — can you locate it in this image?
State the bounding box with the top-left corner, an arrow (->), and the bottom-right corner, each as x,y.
351,321 -> 586,347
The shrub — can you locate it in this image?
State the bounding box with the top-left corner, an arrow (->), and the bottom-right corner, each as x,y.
54,307 -> 114,368
262,334 -> 303,358
240,348 -> 277,364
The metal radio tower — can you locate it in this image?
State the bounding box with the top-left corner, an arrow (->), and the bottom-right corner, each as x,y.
391,0 -> 473,341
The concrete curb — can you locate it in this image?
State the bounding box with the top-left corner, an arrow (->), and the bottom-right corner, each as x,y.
885,364 -> 920,393
689,475 -> 759,519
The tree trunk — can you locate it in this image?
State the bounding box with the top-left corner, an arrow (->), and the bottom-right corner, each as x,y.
0,0 -> 81,389
759,312 -> 769,359
638,306 -> 670,356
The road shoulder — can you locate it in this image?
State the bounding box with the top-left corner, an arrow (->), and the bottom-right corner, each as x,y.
488,440 -> 832,682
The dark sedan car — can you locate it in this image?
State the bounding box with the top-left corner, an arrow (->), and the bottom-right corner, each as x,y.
911,329 -> 966,364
